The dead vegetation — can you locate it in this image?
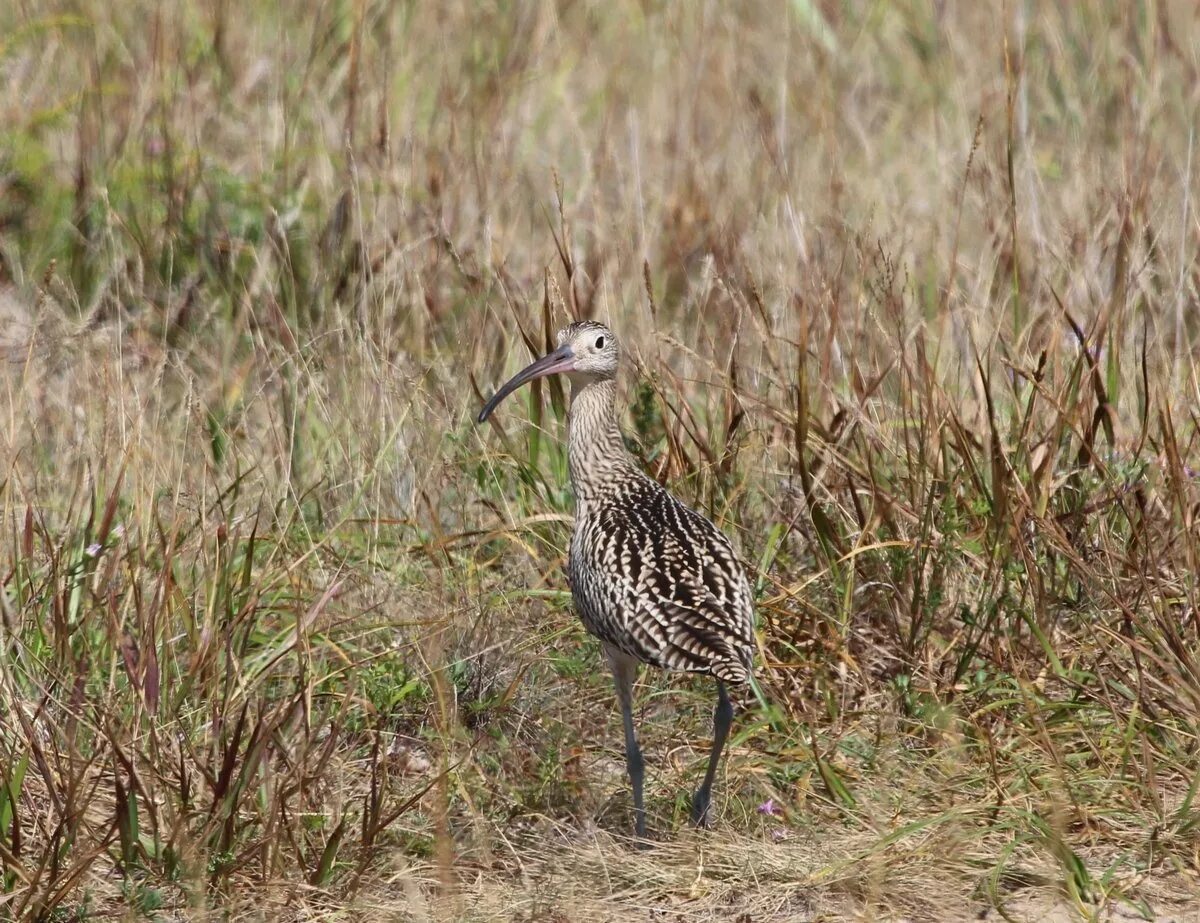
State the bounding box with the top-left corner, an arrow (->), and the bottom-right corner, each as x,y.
2,1 -> 1200,920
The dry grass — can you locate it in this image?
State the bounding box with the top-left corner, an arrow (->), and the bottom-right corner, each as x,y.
2,1 -> 1200,920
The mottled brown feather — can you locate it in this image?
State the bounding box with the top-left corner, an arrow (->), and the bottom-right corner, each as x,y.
560,325 -> 755,685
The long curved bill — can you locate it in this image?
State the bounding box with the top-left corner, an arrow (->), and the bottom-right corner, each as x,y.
477,344 -> 576,423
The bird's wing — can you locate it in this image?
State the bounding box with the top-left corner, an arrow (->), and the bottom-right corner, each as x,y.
578,490 -> 755,681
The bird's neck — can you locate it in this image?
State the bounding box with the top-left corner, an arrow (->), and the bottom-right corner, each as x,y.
567,377 -> 638,498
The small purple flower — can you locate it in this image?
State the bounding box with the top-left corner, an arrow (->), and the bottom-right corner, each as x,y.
757,798 -> 781,817
85,543 -> 102,558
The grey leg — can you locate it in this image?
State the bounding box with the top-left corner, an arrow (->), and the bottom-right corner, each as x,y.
691,681 -> 733,827
605,645 -> 646,841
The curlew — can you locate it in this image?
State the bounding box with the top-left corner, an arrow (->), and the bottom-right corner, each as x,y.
478,320 -> 755,839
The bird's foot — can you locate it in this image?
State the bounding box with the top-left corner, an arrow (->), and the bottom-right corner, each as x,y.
690,789 -> 713,828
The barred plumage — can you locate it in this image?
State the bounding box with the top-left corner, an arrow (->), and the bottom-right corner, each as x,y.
567,451 -> 755,684
478,320 -> 755,840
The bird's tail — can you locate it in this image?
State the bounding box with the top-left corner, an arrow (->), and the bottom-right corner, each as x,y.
711,644 -> 754,685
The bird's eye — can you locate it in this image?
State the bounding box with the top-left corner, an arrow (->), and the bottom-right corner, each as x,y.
595,336 -> 605,349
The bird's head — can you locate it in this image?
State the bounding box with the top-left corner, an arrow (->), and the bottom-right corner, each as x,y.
477,321 -> 619,423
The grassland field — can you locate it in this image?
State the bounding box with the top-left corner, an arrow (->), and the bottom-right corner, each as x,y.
2,2 -> 1200,920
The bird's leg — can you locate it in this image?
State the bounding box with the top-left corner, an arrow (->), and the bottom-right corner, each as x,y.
605,646 -> 646,842
691,680 -> 733,827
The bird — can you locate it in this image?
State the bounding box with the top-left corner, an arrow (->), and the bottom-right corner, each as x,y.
478,319 -> 755,839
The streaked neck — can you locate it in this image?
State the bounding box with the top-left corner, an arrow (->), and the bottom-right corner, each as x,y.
567,378 -> 638,497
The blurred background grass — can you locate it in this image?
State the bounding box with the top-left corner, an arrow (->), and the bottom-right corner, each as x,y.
1,1 -> 1199,920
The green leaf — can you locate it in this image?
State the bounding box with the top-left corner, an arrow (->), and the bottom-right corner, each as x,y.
309,817 -> 347,886
0,754 -> 28,840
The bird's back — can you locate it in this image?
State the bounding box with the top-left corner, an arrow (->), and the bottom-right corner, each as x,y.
568,472 -> 755,684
